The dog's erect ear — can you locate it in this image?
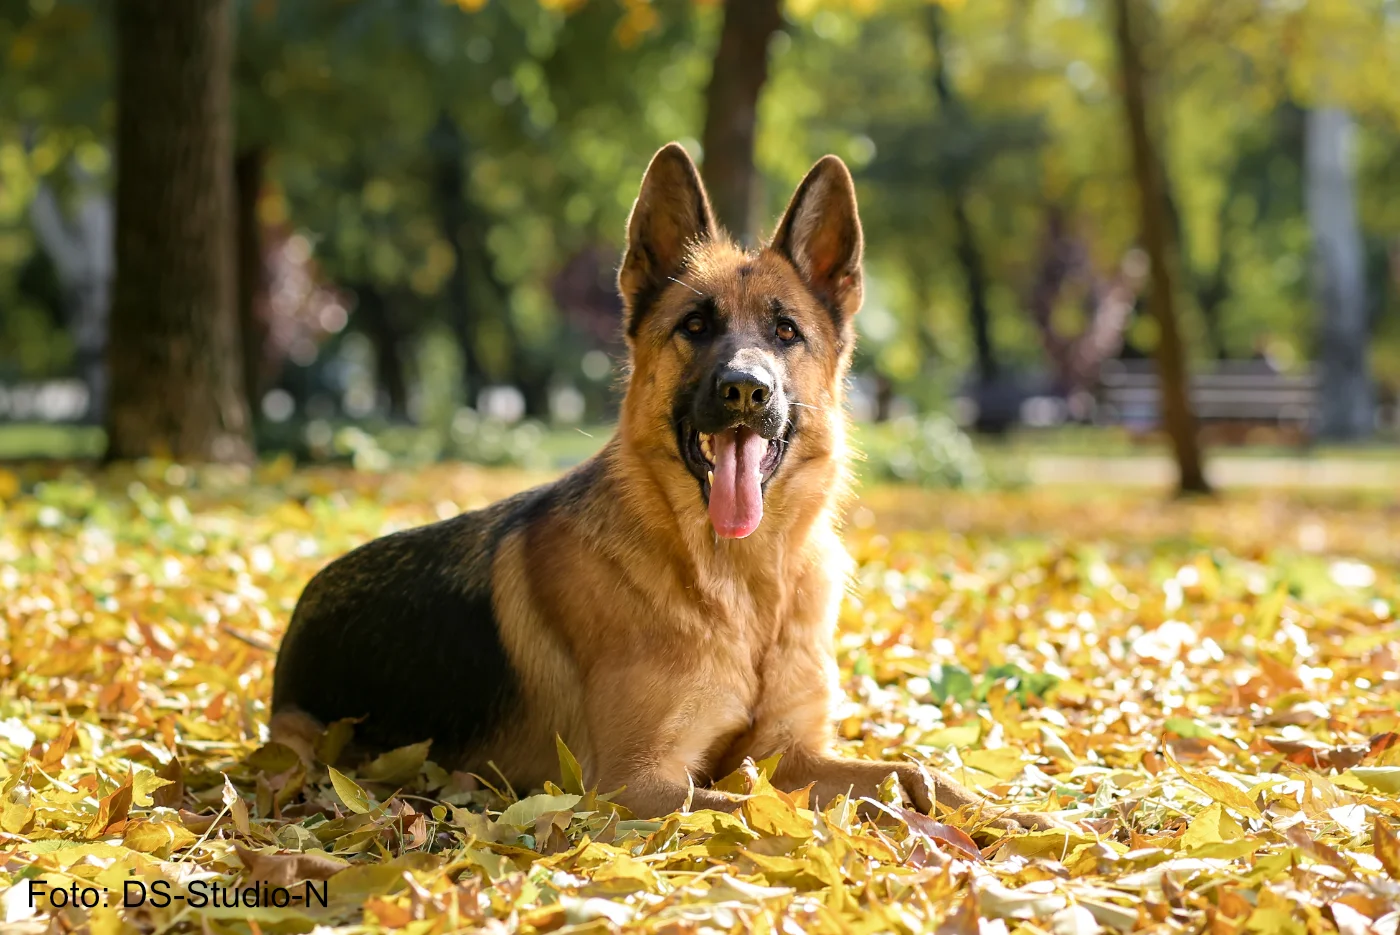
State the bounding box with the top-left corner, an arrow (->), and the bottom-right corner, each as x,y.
771,155 -> 864,322
619,143 -> 715,335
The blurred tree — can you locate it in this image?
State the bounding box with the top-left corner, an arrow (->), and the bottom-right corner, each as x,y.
0,1 -> 111,396
234,147 -> 269,420
925,4 -> 995,386
1027,208 -> 1142,394
431,112 -> 492,410
350,282 -> 410,419
4,0 -> 1399,439
829,0 -> 1043,411
105,0 -> 252,462
232,0 -> 429,422
1161,0 -> 1391,432
28,163 -> 110,421
1307,109 -> 1373,439
700,0 -> 783,242
1111,0 -> 1208,493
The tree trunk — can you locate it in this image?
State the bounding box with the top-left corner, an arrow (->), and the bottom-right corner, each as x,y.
1111,0 -> 1209,495
431,111 -> 552,419
430,111 -> 486,409
354,283 -> 410,421
700,0 -> 783,243
951,201 -> 997,385
106,0 -> 252,462
908,264 -> 943,371
927,8 -> 998,385
235,146 -> 269,424
1163,172 -> 1229,362
1306,106 -> 1374,440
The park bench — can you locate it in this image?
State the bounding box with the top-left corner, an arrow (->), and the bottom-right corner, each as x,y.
1095,359 -> 1318,443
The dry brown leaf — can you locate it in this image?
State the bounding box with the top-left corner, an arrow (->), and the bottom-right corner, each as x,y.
235,843 -> 349,886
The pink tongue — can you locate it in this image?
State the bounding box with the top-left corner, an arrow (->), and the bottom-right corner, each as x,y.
708,427 -> 766,539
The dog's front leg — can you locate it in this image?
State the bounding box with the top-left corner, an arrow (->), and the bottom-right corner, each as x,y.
768,749 -> 1061,829
583,671 -> 746,818
782,753 -> 1065,831
595,766 -> 745,818
768,748 -> 934,812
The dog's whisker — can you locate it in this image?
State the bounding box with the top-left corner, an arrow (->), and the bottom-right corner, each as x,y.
668,276 -> 704,296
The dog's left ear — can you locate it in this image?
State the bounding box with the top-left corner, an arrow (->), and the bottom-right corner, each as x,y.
771,155 -> 864,322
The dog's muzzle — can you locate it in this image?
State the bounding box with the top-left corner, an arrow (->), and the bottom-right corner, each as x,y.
678,363 -> 792,540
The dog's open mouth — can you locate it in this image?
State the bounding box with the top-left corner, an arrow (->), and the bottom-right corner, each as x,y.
679,420 -> 792,539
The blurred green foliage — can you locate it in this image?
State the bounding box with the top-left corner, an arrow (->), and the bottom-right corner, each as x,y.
864,413 -> 990,489
2,0 -> 1399,409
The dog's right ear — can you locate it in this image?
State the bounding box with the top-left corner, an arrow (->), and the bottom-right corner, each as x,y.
619,143 -> 715,336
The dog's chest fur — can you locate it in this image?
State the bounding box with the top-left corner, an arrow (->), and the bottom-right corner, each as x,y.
650,543 -> 835,781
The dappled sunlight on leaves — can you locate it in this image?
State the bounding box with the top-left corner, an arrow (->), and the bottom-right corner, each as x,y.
2,462 -> 1400,932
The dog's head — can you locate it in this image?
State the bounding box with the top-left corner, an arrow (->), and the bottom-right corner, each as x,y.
616,143 -> 863,540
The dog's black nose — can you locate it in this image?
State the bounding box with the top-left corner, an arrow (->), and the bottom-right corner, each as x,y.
717,367 -> 774,414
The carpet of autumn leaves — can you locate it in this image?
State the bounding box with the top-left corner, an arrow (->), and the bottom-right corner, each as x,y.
3,459 -> 1400,935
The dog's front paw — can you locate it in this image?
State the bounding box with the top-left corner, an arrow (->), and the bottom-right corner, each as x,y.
847,764 -> 933,820
894,763 -> 936,814
910,764 -> 1075,832
987,810 -> 1076,832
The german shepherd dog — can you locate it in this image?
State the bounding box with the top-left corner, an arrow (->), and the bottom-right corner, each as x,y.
272,144 -> 1053,830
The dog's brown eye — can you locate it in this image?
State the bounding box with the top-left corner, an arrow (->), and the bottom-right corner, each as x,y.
776,319 -> 798,343
683,314 -> 707,336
